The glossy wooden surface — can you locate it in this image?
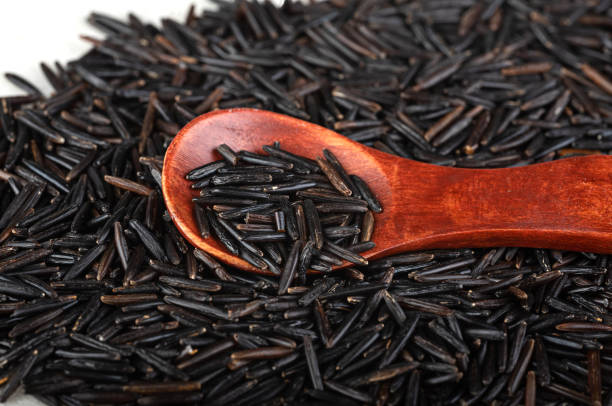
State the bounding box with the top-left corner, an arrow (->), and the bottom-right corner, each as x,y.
162,108 -> 612,273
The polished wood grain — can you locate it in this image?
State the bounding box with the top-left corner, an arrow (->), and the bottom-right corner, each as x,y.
162,108 -> 612,274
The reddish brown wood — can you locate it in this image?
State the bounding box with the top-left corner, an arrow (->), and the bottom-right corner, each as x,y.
162,108 -> 612,274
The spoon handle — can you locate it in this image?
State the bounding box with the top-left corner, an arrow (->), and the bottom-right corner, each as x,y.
386,155 -> 612,253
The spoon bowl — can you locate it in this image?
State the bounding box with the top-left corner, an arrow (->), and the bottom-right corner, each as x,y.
162,108 -> 612,274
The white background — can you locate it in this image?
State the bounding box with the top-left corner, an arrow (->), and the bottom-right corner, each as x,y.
0,2 -> 214,405
0,1 -> 209,96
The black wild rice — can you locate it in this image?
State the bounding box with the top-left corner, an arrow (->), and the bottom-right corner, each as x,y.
187,143 -> 379,274
0,0 -> 611,404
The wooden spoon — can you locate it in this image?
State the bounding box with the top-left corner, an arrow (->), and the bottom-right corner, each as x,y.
162,108 -> 612,274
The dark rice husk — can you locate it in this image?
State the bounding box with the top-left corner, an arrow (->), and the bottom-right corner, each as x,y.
0,0 -> 611,404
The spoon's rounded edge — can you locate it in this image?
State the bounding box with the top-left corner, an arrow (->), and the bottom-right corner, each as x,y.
162,107 -> 390,275
162,108 -> 263,274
